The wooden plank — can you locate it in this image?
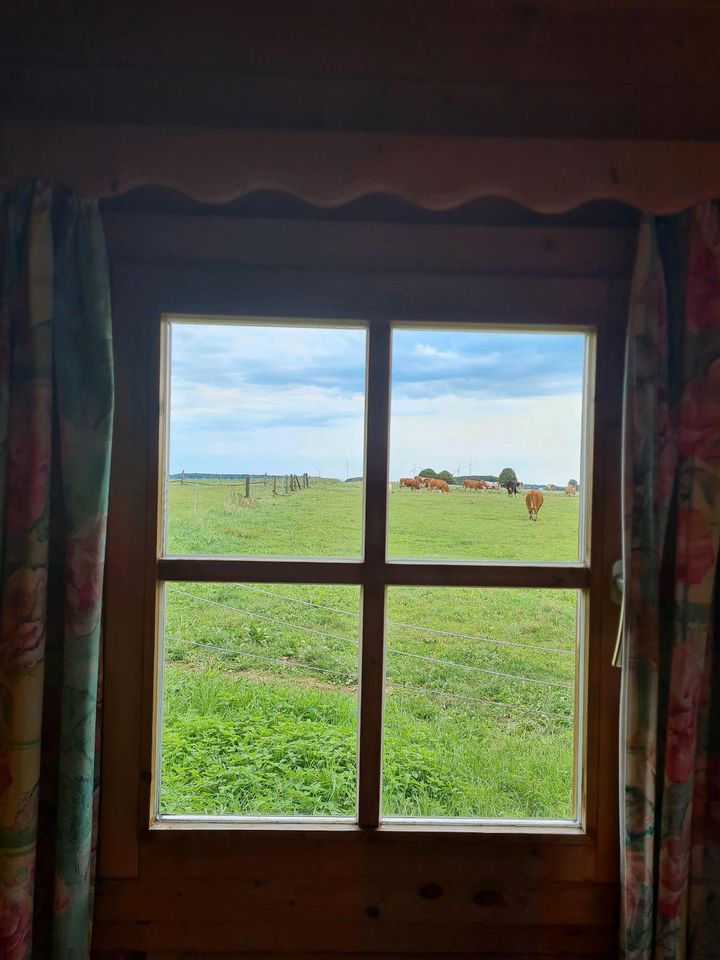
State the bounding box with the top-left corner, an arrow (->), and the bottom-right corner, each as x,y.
137,828 -> 596,881
103,213 -> 636,278
98,268 -> 153,878
6,2 -> 720,87
107,263 -> 611,325
8,63 -> 720,142
592,281 -> 627,883
8,122 -> 720,215
383,563 -> 590,590
93,876 -> 616,929
358,321 -> 392,828
158,558 -> 365,583
158,558 -> 589,590
138,290 -> 165,827
92,875 -> 616,952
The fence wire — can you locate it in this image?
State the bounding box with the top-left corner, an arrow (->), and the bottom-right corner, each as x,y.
166,635 -> 571,721
167,586 -> 574,691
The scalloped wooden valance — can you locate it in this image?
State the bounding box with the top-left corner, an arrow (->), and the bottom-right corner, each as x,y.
3,120 -> 720,213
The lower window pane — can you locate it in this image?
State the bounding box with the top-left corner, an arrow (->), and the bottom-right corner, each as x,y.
159,582 -> 360,817
381,587 -> 579,821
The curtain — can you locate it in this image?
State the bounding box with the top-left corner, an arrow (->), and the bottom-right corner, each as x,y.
622,203 -> 720,959
0,183 -> 113,959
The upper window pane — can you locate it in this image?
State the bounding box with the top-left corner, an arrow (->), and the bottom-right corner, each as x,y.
163,320 -> 367,558
387,329 -> 588,562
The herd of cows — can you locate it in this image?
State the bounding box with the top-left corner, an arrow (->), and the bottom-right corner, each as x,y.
394,475 -> 578,522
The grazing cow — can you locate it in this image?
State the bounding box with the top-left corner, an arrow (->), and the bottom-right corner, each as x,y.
526,489 -> 544,520
546,483 -> 555,492
564,484 -> 577,496
400,476 -> 421,491
463,479 -> 485,491
505,480 -> 519,497
427,478 -> 450,493
488,481 -> 500,491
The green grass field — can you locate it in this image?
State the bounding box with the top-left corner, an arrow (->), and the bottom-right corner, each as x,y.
160,480 -> 581,821
166,477 -> 581,561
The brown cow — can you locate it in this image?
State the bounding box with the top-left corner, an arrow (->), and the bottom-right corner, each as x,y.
564,484 -> 577,496
400,476 -> 421,491
546,483 -> 555,492
526,489 -> 544,520
463,479 -> 485,491
427,478 -> 450,493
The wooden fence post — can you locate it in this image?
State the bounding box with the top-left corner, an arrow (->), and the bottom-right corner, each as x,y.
245,476 -> 251,499
272,476 -> 277,496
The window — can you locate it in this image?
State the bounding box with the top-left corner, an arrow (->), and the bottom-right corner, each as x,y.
155,318 -> 593,827
98,213 -> 625,955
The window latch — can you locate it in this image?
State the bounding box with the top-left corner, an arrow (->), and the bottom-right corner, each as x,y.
610,558 -> 624,668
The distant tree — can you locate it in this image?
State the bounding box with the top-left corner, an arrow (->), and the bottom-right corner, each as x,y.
418,467 -> 437,478
498,467 -> 518,486
568,478 -> 578,487
437,469 -> 454,484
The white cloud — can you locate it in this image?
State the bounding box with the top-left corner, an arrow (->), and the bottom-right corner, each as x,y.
389,392 -> 583,484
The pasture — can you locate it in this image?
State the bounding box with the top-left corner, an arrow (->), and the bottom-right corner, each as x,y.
166,477 -> 581,561
161,479 -> 581,820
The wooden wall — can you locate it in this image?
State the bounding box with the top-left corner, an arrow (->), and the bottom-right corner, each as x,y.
3,1 -> 720,141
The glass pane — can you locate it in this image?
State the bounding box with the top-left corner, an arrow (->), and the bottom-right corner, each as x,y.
381,588 -> 579,821
387,329 -> 587,561
159,582 -> 360,817
164,321 -> 367,558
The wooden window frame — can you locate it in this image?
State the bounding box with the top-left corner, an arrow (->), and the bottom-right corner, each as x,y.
94,221 -> 625,954
155,313 -> 591,831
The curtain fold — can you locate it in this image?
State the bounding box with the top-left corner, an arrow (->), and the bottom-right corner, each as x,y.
622,203 -> 720,959
0,183 -> 113,959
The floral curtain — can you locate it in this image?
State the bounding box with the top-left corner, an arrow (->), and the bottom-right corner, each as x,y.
622,203 -> 720,959
0,183 -> 113,959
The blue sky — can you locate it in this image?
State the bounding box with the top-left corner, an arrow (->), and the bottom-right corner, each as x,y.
167,322 -> 586,484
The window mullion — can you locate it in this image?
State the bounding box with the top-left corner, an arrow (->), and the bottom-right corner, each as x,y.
357,320 -> 392,829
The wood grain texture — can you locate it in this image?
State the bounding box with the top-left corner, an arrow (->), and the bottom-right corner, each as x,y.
4,1 -> 720,86
5,121 -> 720,213
357,322 -> 392,828
98,267 -> 152,878
103,215 -> 636,277
158,559 -> 590,589
93,261 -> 614,326
7,63 -> 720,143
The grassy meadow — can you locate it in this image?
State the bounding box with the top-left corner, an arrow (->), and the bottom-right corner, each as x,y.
160,479 -> 581,821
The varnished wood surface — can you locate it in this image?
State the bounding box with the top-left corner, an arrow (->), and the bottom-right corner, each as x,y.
5,1 -> 720,147
5,121 -> 720,212
157,559 -> 591,590
103,215 -> 636,277
94,827 -> 617,951
358,322 -> 392,828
